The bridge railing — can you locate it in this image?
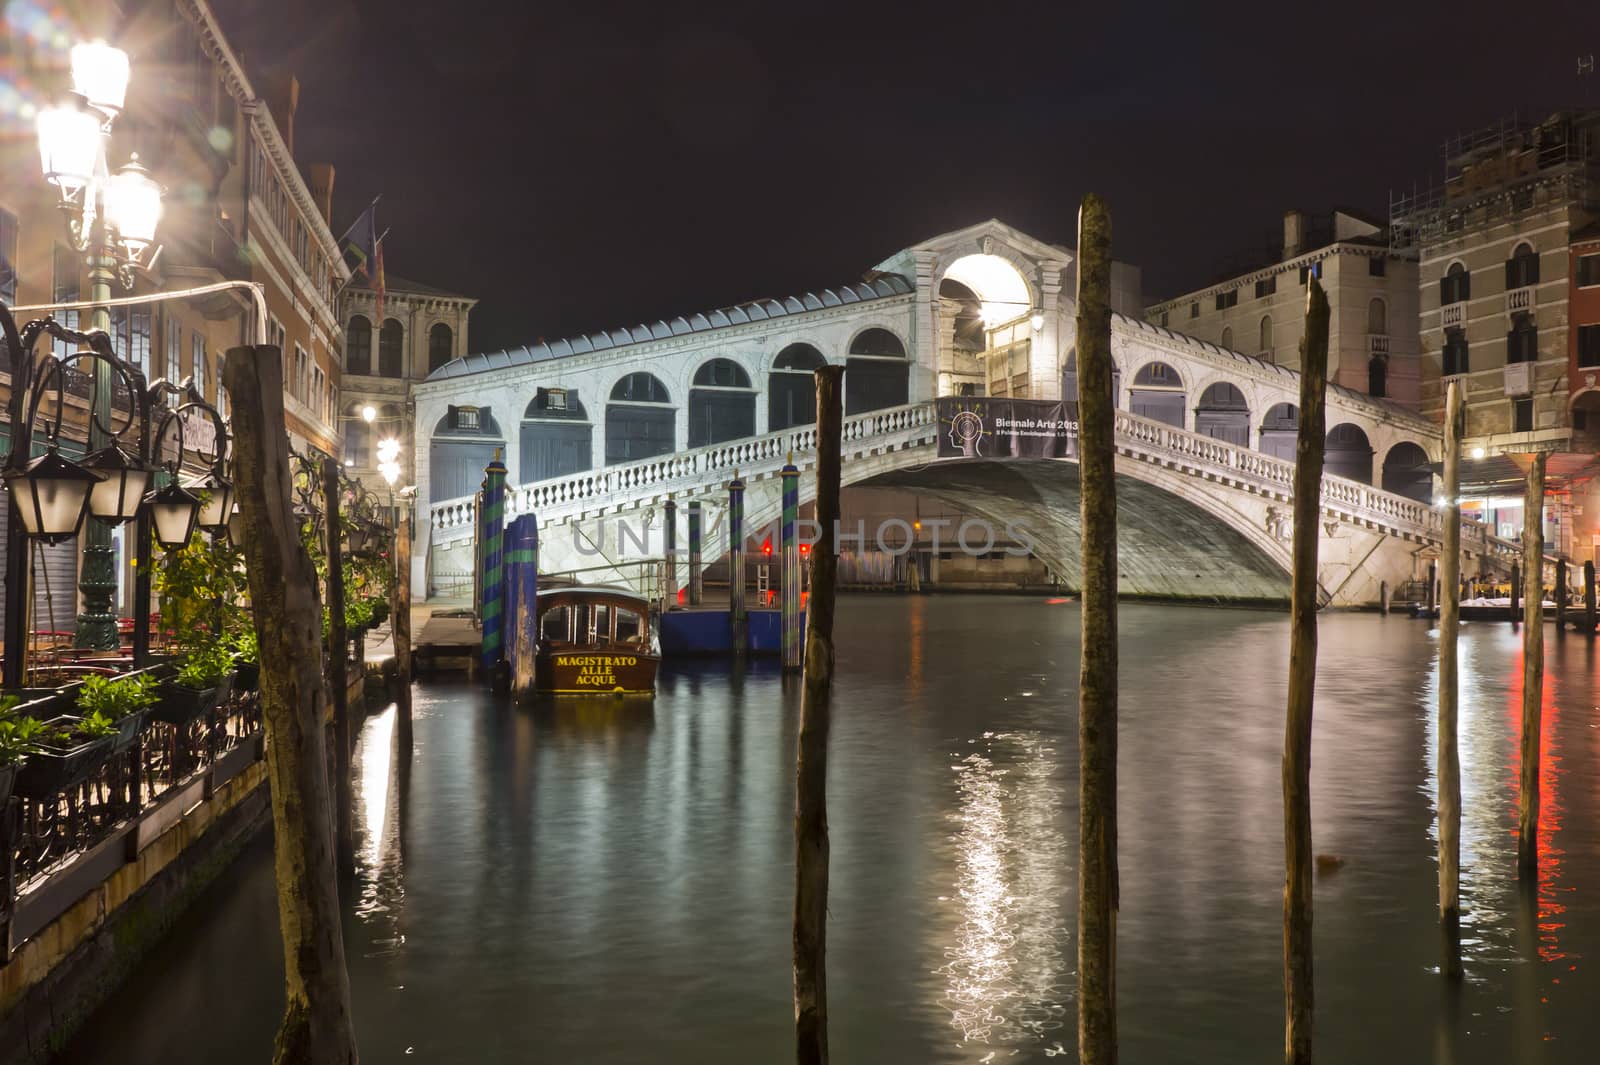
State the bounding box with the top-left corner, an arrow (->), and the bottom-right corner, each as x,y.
431,400 -> 1521,563
429,402 -> 938,544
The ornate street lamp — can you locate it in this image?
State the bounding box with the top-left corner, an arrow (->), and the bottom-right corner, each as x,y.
189,473 -> 236,532
83,443 -> 154,525
36,38 -> 167,651
147,481 -> 201,549
4,451 -> 103,545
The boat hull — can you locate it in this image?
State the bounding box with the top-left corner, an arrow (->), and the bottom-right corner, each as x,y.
537,649 -> 659,695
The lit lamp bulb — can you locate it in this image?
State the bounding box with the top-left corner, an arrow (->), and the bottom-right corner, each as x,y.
1471,446 -> 1486,460
362,405 -> 377,423
1030,310 -> 1045,332
104,155 -> 163,257
70,40 -> 131,115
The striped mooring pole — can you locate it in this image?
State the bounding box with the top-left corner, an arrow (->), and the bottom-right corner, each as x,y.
479,451 -> 508,678
506,513 -> 539,701
663,497 -> 678,613
688,500 -> 704,606
780,455 -> 802,672
729,474 -> 747,656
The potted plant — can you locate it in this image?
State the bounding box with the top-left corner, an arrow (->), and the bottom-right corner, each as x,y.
76,673 -> 159,753
0,696 -> 48,809
154,642 -> 235,724
14,713 -> 118,801
228,628 -> 260,691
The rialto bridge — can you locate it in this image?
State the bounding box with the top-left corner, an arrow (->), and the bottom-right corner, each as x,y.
413,220 -> 1520,606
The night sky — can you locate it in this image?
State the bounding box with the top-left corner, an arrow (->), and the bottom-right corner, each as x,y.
215,0 -> 1598,354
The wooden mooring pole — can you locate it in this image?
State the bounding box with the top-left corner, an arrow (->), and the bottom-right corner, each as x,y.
1585,560 -> 1597,633
225,346 -> 358,1064
1517,452 -> 1548,881
322,458 -> 354,879
794,365 -> 844,1065
1437,378 -> 1464,979
1283,277 -> 1330,1065
1075,192 -> 1119,1065
394,507 -> 414,758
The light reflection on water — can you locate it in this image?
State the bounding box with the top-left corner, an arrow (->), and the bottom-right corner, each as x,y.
56,600 -> 1600,1065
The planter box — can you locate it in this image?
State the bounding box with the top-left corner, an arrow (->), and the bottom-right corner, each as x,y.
14,716 -> 116,800
106,709 -> 150,755
153,674 -> 233,725
0,762 -> 17,809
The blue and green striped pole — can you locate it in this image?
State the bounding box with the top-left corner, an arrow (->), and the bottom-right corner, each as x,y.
781,455 -> 802,671
479,451 -> 508,677
688,500 -> 703,606
507,513 -> 539,701
729,474 -> 747,656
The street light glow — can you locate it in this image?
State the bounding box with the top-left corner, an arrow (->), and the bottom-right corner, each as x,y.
1471,446 -> 1486,460
362,405 -> 377,423
70,40 -> 130,115
36,102 -> 101,192
104,155 -> 163,255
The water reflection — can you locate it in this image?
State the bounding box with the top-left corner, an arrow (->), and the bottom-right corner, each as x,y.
352,705 -> 405,930
937,731 -> 1070,1056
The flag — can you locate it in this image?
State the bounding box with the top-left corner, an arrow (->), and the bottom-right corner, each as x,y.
338,198 -> 379,282
373,230 -> 387,325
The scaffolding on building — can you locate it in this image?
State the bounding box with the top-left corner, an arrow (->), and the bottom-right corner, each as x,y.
1389,110 -> 1600,249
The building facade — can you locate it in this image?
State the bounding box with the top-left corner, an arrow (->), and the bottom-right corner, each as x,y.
0,0 -> 350,627
1146,209 -> 1421,407
339,277 -> 477,495
1391,112 -> 1600,563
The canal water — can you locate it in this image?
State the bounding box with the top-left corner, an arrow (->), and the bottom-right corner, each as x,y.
59,598 -> 1600,1064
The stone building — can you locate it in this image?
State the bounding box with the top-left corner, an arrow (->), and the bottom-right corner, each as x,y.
1146,209 -> 1421,407
0,0 -> 349,629
1391,111 -> 1600,562
339,276 -> 477,496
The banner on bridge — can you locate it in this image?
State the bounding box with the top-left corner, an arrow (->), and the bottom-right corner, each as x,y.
935,397 -> 1079,460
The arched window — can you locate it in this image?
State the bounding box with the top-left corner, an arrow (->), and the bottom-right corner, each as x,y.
848,328 -> 906,357
1220,326 -> 1234,350
770,343 -> 825,430
606,373 -> 674,464
428,323 -> 453,375
1506,242 -> 1540,290
1324,423 -> 1374,484
689,358 -> 755,446
345,315 -> 371,376
379,319 -> 404,378
1367,298 -> 1387,335
1061,350 -> 1122,409
521,391 -> 591,481
846,328 -> 909,414
428,408 -> 505,503
1382,441 -> 1432,502
692,358 -> 752,389
1441,261 -> 1470,305
1195,382 -> 1250,445
1258,402 -> 1299,461
1129,362 -> 1184,428
1258,315 -> 1273,355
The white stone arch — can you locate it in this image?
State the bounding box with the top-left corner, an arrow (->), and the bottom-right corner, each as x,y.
933,242 -> 1040,312
599,365 -> 677,409
842,321 -> 913,362
1126,356 -> 1187,391
1186,369 -> 1262,421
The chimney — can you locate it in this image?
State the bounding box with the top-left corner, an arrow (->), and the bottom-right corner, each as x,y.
1282,210 -> 1306,259
267,74 -> 300,154
307,163 -> 336,224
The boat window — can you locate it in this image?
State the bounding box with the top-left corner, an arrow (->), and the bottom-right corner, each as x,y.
616,609 -> 642,645
541,606 -> 572,643
590,603 -> 611,644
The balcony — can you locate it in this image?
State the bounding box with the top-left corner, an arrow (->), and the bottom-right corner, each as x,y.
1440,302 -> 1465,330
1368,334 -> 1390,357
1506,286 -> 1534,315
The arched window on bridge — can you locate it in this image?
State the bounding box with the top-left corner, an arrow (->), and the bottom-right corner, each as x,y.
345,315 -> 371,376
1368,298 -> 1387,335
1324,423 -> 1374,484
1258,402 -> 1299,461
1258,315 -> 1273,358
1381,441 -> 1433,503
770,343 -> 825,430
429,406 -> 504,503
1062,349 -> 1122,409
1220,326 -> 1234,350
1129,361 -> 1185,429
379,319 -> 404,378
689,358 -> 756,447
606,372 -> 675,464
845,328 -> 909,415
1194,382 -> 1249,446
428,323 -> 454,375
522,389 -> 592,482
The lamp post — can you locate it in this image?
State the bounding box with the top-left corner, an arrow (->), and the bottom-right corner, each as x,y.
378,437 -> 402,580
36,40 -> 165,650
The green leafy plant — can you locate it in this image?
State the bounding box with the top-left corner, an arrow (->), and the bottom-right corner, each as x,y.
154,529 -> 249,656
76,673 -> 159,720
174,642 -> 235,689
226,627 -> 259,666
0,706 -> 47,766
73,711 -> 119,739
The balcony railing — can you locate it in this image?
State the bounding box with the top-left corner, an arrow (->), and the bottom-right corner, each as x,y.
1369,334 -> 1390,357
1440,302 -> 1466,330
1506,286 -> 1534,315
